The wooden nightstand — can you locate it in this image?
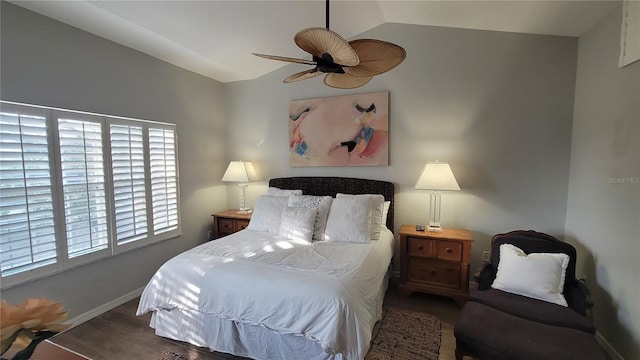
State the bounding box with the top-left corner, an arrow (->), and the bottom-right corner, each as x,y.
398,225 -> 473,306
211,209 -> 252,239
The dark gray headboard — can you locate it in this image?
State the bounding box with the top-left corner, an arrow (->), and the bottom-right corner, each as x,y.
268,176 -> 394,230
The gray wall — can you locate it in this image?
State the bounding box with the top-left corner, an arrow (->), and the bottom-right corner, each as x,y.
0,2 -> 228,316
224,22 -> 578,272
9,2 -> 633,357
565,6 -> 640,359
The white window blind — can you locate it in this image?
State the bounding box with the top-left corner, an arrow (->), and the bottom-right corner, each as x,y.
0,109 -> 57,276
1,101 -> 180,287
149,128 -> 178,235
620,0 -> 640,67
58,118 -> 109,258
110,124 -> 147,244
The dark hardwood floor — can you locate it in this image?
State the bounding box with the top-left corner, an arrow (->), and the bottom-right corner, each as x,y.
51,283 -> 462,360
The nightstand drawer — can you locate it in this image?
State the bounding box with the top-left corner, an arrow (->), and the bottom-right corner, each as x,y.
218,218 -> 235,234
234,219 -> 250,232
408,258 -> 461,288
408,237 -> 433,257
436,240 -> 462,261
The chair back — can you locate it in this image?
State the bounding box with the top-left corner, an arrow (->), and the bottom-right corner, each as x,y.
489,230 -> 578,287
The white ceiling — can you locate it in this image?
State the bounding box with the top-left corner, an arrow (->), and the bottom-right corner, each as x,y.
11,0 -> 621,83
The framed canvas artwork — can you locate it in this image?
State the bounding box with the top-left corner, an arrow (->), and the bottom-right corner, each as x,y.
289,91 -> 389,167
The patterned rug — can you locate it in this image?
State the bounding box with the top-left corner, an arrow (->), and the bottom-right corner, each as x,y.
160,352 -> 188,360
159,307 -> 442,360
365,307 -> 442,360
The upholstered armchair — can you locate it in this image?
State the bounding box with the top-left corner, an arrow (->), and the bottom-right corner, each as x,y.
454,230 -> 606,360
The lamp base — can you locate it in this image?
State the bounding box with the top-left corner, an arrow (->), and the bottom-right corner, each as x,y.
236,209 -> 253,214
427,225 -> 443,232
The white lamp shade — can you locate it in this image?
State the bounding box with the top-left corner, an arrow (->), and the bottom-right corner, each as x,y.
415,162 -> 460,191
221,161 -> 260,183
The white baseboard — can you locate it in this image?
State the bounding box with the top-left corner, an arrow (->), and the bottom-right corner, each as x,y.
596,331 -> 624,360
66,287 -> 145,329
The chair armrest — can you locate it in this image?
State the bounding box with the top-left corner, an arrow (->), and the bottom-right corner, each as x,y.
578,279 -> 594,321
476,263 -> 496,290
565,278 -> 594,320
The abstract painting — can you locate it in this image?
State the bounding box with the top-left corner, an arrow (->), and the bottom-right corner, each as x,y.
289,91 -> 389,167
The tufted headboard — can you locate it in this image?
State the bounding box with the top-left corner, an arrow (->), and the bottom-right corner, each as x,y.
269,176 -> 394,230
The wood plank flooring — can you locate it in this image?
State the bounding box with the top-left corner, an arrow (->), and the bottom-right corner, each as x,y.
51,283 -> 462,360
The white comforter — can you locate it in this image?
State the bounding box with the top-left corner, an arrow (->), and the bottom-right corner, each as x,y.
137,228 -> 394,360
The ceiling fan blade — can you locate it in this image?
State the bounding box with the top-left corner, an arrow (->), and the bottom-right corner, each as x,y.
343,39 -> 406,77
323,73 -> 372,89
284,69 -> 322,83
294,27 -> 359,67
252,53 -> 317,66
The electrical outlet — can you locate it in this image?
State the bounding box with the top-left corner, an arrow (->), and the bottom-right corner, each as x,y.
207,230 -> 212,239
482,251 -> 490,262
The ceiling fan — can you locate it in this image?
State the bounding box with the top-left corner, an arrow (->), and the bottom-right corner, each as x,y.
252,0 -> 406,89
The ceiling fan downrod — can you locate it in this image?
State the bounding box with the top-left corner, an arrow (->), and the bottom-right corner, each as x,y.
326,0 -> 330,29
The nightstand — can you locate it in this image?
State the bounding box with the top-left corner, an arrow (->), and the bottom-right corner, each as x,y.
211,209 -> 252,239
398,225 -> 473,306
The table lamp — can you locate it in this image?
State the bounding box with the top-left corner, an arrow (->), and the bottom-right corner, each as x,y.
415,161 -> 460,232
221,161 -> 260,214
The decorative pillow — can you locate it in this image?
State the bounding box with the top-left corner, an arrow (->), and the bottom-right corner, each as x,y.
491,244 -> 570,307
278,206 -> 317,243
336,193 -> 385,241
288,194 -> 333,241
246,195 -> 289,234
267,187 -> 302,196
324,196 -> 371,243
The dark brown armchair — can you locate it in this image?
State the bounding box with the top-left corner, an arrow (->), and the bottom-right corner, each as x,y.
454,230 -> 606,360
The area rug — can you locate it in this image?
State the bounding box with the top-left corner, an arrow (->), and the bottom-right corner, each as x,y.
159,307 -> 442,360
160,351 -> 189,360
365,307 -> 442,360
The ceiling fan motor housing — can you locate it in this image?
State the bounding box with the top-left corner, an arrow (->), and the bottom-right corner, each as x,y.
314,53 -> 346,74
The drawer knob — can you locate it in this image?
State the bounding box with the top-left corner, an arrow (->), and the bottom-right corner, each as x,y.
417,245 -> 424,250
430,268 -> 437,275
445,247 -> 453,253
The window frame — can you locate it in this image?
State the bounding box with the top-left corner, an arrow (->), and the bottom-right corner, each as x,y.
0,101 -> 181,288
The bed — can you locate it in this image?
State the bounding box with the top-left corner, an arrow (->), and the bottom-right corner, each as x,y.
136,177 -> 395,360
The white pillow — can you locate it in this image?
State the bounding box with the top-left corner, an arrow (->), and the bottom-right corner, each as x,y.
247,195 -> 289,234
324,196 -> 371,243
288,194 -> 333,241
336,193 -> 385,241
278,206 -> 317,243
491,244 -> 570,307
382,201 -> 391,229
267,187 -> 302,196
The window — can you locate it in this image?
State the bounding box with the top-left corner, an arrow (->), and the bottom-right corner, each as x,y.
110,124 -> 147,244
0,105 -> 56,278
149,128 -> 179,235
0,101 -> 180,287
58,116 -> 109,259
620,0 -> 640,67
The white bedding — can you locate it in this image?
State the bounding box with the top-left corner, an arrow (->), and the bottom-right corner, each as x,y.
137,227 -> 394,360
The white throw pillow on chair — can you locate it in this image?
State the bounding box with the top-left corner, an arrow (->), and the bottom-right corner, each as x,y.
491,243 -> 570,307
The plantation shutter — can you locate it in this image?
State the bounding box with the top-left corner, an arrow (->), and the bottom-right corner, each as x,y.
0,108 -> 57,276
620,0 -> 640,67
149,127 -> 178,234
1,101 -> 181,286
110,124 -> 147,244
58,118 -> 109,258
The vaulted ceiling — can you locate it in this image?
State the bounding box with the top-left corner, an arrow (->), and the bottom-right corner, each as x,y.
12,1 -> 620,83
